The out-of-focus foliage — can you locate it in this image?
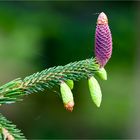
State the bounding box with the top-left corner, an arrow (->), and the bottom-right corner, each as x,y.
0,1 -> 139,139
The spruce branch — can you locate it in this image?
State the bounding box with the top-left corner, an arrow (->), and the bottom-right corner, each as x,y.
0,57 -> 99,105
0,79 -> 24,104
22,57 -> 99,94
0,57 -> 99,139
0,113 -> 26,140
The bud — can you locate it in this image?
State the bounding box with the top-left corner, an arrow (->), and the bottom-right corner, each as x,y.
88,76 -> 102,107
66,79 -> 74,90
96,67 -> 107,80
95,12 -> 112,67
64,101 -> 74,112
60,81 -> 74,112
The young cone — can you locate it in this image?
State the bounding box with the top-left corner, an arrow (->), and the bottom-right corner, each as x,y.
88,76 -> 102,107
96,67 -> 107,80
60,81 -> 74,112
66,79 -> 74,90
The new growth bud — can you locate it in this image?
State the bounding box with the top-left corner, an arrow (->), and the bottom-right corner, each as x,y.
60,81 -> 74,112
96,67 -> 107,80
88,76 -> 102,107
95,12 -> 112,67
97,12 -> 108,25
66,79 -> 74,90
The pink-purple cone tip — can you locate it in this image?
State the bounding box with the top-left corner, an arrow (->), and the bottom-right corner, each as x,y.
95,12 -> 112,68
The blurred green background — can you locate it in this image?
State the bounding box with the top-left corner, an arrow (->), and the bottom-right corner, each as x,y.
0,1 -> 140,139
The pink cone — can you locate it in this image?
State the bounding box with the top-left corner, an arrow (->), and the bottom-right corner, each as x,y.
95,12 -> 112,67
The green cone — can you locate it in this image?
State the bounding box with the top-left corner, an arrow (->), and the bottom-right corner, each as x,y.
96,68 -> 107,80
60,81 -> 74,112
88,76 -> 102,107
66,80 -> 74,90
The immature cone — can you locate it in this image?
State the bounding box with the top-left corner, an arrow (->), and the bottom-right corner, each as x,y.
60,81 -> 74,112
88,76 -> 102,107
95,12 -> 112,67
66,79 -> 74,90
96,67 -> 107,80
